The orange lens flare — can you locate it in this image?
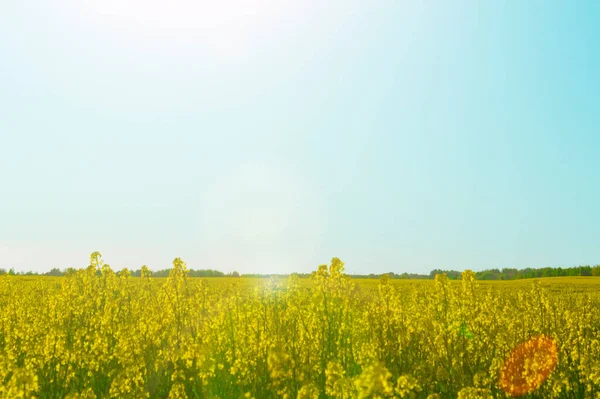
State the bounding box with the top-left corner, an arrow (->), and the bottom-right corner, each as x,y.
499,335 -> 558,397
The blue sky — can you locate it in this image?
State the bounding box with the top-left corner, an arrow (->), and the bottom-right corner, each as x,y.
1,1 -> 599,274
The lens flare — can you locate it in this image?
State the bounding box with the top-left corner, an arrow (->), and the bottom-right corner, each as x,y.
499,335 -> 558,397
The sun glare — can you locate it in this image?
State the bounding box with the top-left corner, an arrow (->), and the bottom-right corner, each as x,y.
64,0 -> 300,59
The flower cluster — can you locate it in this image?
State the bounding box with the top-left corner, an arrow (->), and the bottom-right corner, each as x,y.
0,254 -> 598,398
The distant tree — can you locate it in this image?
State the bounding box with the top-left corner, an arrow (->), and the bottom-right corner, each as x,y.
429,269 -> 461,279
153,269 -> 171,277
429,269 -> 445,278
541,268 -> 553,278
566,267 -> 579,277
479,271 -> 500,280
501,268 -> 518,280
447,270 -> 462,280
46,268 -> 64,277
152,268 -> 227,278
8,268 -> 15,276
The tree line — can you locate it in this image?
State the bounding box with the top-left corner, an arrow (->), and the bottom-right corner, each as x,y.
352,265 -> 600,280
1,264 -> 599,280
426,265 -> 600,280
0,267 -> 239,278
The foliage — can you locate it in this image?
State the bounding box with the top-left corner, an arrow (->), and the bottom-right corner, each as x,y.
1,254 -> 600,398
429,265 -> 600,280
8,263 -> 600,281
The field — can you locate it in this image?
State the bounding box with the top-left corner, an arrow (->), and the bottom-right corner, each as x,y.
1,256 -> 600,398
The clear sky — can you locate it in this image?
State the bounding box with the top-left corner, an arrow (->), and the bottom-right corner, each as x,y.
1,1 -> 599,275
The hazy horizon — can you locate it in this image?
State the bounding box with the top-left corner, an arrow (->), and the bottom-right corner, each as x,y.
2,2 -> 599,275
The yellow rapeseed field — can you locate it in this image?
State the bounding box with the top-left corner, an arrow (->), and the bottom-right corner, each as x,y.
1,252 -> 599,398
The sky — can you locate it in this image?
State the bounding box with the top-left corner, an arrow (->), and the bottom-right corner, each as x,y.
1,1 -> 599,275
